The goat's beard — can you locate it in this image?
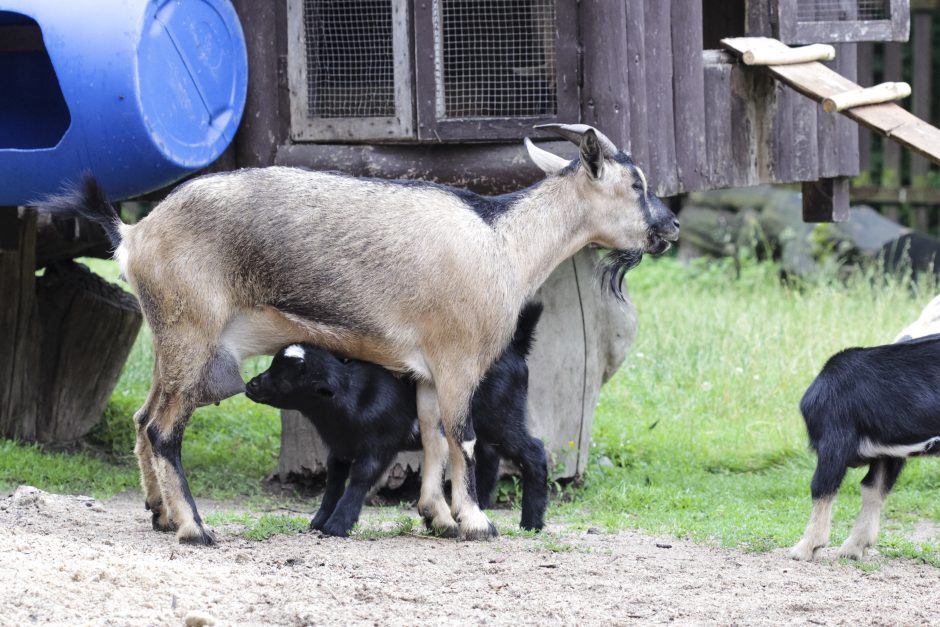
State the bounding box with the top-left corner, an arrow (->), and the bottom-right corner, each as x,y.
598,248 -> 643,302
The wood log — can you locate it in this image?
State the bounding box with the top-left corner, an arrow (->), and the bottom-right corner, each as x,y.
277,248 -> 637,486
34,262 -> 142,443
742,42 -> 835,66
822,82 -> 911,113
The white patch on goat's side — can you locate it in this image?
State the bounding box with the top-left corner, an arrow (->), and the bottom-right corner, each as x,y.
283,344 -> 306,361
114,242 -> 130,281
858,436 -> 940,459
461,438 -> 476,460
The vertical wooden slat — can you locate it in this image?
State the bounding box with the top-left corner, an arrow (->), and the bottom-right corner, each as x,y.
882,42 -> 903,223
579,0 -> 631,150
856,43 -> 874,175
624,0 -> 649,168
772,82 -> 794,183
703,61 -> 733,189
671,0 -> 707,192
729,63 -> 759,188
911,12 -> 933,233
791,87 -> 818,182
835,43 -> 860,178
643,0 -> 678,195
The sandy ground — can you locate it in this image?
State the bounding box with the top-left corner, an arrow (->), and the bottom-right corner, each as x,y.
1,486 -> 939,626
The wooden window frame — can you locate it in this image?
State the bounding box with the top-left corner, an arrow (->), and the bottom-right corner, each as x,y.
412,0 -> 579,142
774,0 -> 910,44
286,0 -> 415,142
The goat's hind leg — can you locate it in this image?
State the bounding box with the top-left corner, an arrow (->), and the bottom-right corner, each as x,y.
838,457 -> 905,560
415,382 -> 459,537
791,441 -> 851,561
134,372 -> 174,532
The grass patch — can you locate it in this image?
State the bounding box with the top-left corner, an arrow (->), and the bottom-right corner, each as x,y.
554,256 -> 940,561
204,511 -> 309,541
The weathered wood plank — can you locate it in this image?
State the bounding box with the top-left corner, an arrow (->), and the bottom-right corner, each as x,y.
856,42 -> 874,173
703,61 -> 733,189
643,0 -> 679,194
671,0 -> 707,192
910,12 -> 933,232
580,0 -> 631,150
772,81 -> 795,182
834,44 -> 860,178
0,208 -> 38,440
882,42 -> 903,224
722,38 -> 940,168
624,0 -> 649,168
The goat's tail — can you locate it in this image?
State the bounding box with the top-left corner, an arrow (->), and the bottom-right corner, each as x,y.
511,301 -> 544,358
39,174 -> 124,250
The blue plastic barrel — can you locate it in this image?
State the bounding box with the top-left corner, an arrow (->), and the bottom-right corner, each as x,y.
0,0 -> 247,204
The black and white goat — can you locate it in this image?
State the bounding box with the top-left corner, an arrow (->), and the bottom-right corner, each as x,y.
245,303 -> 547,537
791,333 -> 940,560
42,124 -> 678,545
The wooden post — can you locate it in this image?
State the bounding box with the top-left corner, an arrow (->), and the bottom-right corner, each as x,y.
881,42 -> 903,224
910,11 -> 933,233
803,177 -> 850,223
0,207 -> 40,440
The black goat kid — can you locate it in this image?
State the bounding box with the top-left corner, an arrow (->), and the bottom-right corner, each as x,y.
246,303 -> 548,537
791,333 -> 940,561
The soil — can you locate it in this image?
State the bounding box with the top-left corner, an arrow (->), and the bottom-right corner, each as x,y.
1,485 -> 938,626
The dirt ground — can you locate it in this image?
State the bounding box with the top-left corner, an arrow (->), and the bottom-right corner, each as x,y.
2,486 -> 939,626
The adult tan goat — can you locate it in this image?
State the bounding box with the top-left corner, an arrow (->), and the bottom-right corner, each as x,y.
43,125 -> 679,544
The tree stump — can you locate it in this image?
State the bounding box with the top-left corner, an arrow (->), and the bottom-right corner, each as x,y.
34,261 -> 142,442
276,249 -> 638,486
0,208 -> 142,443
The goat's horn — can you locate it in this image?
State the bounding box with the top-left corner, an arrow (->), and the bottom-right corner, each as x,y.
534,123 -> 618,157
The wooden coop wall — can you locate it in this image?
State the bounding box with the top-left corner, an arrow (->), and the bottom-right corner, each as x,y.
230,0 -> 861,198
580,0 -> 860,198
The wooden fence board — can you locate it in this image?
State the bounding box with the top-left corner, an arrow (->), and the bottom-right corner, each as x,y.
703,61 -> 733,189
911,12 -> 933,231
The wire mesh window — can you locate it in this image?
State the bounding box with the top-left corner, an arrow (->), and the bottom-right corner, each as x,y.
796,0 -> 889,22
303,0 -> 395,118
437,0 -> 557,119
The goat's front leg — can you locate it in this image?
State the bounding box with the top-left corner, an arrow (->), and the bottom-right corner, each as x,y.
416,382 -> 459,537
320,451 -> 394,537
310,454 -> 352,531
436,379 -> 497,540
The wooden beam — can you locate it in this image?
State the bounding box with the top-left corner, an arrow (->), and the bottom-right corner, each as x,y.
803,177 -> 850,222
851,186 -> 940,206
722,37 -> 940,168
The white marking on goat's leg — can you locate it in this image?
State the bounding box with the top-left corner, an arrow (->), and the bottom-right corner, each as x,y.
461,438 -> 476,460
447,434 -> 496,540
415,382 -> 458,537
790,496 -> 835,561
839,462 -> 887,560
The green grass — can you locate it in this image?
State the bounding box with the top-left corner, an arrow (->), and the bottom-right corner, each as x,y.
5,255 -> 940,563
203,511 -> 310,541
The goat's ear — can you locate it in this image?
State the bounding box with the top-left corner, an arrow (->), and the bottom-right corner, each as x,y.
579,129 -> 605,179
524,137 -> 569,175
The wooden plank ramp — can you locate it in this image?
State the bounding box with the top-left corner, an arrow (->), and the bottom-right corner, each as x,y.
721,37 -> 940,168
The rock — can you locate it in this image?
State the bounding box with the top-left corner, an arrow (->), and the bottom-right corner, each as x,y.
184,610 -> 217,627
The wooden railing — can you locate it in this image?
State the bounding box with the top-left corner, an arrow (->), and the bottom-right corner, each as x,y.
855,2 -> 939,232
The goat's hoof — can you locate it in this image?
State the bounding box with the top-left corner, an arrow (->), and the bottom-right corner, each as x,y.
837,541 -> 867,561
520,521 -> 544,533
789,542 -> 819,561
460,521 -> 499,541
179,526 -> 217,546
151,511 -> 177,533
423,517 -> 460,538
309,515 -> 328,531
318,523 -> 350,538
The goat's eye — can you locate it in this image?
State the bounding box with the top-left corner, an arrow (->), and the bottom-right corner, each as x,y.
631,181 -> 643,192
340,357 -> 350,364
